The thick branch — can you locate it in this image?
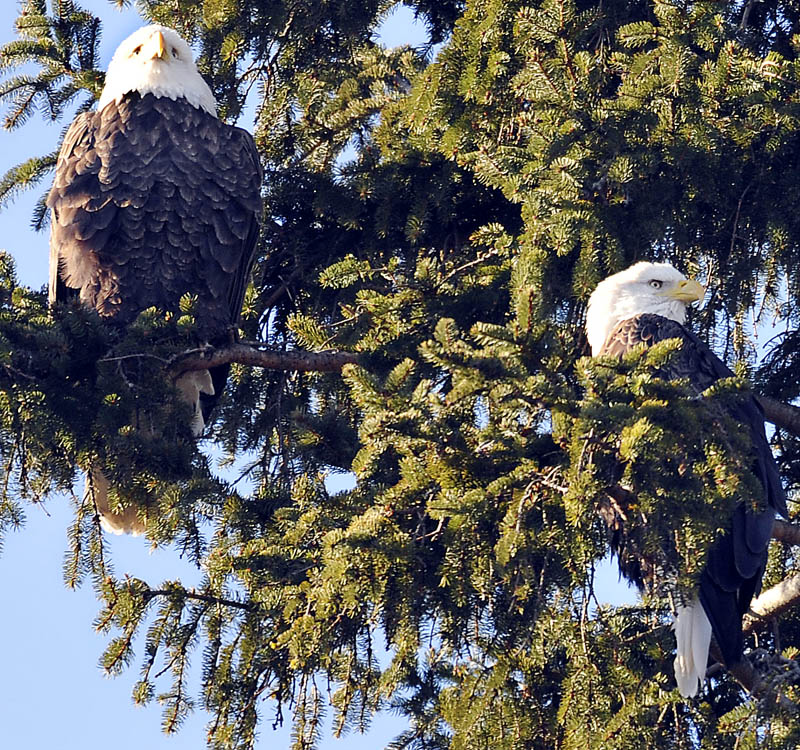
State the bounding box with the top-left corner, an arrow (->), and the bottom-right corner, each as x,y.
743,573 -> 800,634
757,395 -> 800,436
169,343 -> 362,376
773,519 -> 800,547
709,642 -> 764,695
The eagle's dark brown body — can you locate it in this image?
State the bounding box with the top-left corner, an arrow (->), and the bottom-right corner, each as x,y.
48,92 -> 262,338
46,24 -> 262,535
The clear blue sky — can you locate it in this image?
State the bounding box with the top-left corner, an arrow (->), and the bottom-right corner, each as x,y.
0,3 -> 633,748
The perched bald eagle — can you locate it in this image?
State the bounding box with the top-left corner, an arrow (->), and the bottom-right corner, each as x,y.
47,25 -> 262,533
586,262 -> 787,698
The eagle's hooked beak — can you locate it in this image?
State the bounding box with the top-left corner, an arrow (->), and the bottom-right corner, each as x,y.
145,30 -> 169,61
667,278 -> 705,303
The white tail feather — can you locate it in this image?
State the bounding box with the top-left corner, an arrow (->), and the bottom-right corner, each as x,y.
673,597 -> 712,698
85,467 -> 146,536
87,369 -> 215,535
174,369 -> 215,436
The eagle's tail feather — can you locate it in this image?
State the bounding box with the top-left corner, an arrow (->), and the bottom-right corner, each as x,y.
174,369 -> 215,436
673,597 -> 712,697
85,370 -> 214,536
86,466 -> 146,536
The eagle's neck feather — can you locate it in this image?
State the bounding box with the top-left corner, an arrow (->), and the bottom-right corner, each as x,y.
98,64 -> 217,117
586,292 -> 687,356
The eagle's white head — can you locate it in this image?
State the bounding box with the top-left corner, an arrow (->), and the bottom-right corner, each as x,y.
97,25 -> 217,116
586,261 -> 705,356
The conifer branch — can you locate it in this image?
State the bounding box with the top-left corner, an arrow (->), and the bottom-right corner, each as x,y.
168,343 -> 362,376
144,588 -> 255,612
605,487 -> 799,547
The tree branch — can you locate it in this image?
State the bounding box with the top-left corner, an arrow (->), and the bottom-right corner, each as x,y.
773,519 -> 800,547
140,345 -> 800,443
169,343 -> 362,376
709,642 -> 763,695
757,395 -> 800,436
604,486 -> 799,546
714,646 -> 798,712
144,587 -> 255,612
744,573 -> 800,634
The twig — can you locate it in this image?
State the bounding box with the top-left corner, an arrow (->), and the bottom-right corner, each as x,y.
739,0 -> 760,29
729,182 -> 752,259
144,587 -> 255,612
99,353 -> 169,365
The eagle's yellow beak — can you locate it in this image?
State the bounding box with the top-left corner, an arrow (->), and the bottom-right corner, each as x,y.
667,278 -> 705,303
146,30 -> 169,60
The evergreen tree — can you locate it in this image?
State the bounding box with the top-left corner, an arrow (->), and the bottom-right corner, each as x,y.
1,0 -> 800,748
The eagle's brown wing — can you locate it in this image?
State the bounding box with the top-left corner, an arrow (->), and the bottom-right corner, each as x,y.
601,313 -> 785,667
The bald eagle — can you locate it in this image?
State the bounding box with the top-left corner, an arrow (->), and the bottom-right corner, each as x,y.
47,25 -> 262,533
586,262 -> 787,698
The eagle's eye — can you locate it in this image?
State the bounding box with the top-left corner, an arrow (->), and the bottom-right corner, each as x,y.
649,279 -> 663,289
132,44 -> 142,56
171,47 -> 179,58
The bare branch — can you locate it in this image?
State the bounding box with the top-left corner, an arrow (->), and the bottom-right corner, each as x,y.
744,573 -> 800,633
773,519 -> 800,547
758,395 -> 800,436
169,343 -> 362,377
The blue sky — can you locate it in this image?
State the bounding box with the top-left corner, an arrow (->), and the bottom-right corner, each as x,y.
0,2 -> 634,747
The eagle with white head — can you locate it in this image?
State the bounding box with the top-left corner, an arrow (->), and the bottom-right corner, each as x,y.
48,25 -> 262,534
586,262 -> 786,697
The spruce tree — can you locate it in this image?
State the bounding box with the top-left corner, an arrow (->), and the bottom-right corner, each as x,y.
1,0 -> 800,748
